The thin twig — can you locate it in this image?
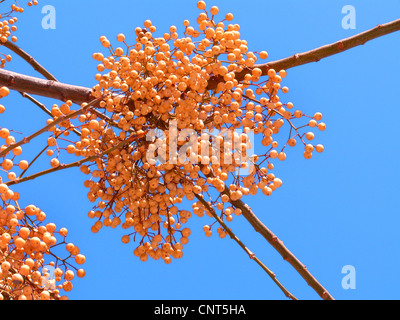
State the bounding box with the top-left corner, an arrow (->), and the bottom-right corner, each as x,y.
202,166 -> 334,299
18,145 -> 48,178
18,92 -> 81,137
194,193 -> 298,300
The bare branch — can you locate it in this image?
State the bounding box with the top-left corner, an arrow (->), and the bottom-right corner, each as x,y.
221,184 -> 334,300
2,40 -> 58,81
0,68 -> 92,105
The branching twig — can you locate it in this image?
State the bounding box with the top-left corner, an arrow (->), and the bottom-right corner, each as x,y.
18,92 -> 81,137
5,132 -> 136,186
0,98 -> 100,158
201,167 -> 334,300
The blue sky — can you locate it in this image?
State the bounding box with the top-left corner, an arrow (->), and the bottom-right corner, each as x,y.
1,0 -> 399,300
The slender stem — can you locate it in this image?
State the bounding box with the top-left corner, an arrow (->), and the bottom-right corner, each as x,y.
18,92 -> 82,137
194,193 -> 298,300
18,145 -> 48,178
19,91 -> 52,115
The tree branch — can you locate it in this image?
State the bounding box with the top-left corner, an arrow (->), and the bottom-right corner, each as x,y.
0,68 -> 93,104
0,18 -> 399,104
221,184 -> 334,300
208,18 -> 400,89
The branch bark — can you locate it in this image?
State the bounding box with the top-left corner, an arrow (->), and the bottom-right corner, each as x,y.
0,68 -> 93,105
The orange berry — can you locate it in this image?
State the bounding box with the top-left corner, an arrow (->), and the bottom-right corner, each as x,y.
269,150 -> 278,159
64,270 -> 74,281
2,159 -> 13,171
75,254 -> 86,265
210,6 -> 219,15
318,122 -> 326,131
305,132 -> 315,141
304,152 -> 313,159
0,86 -> 9,97
0,128 -> 9,139
77,269 -> 86,278
50,158 -> 59,168
197,1 -> 206,10
288,138 -> 297,147
225,13 -> 234,21
314,112 -> 323,121
309,119 -> 317,128
12,273 -> 24,286
278,152 -> 286,161
40,291 -> 50,300
316,144 -> 325,153
144,20 -> 152,28
259,51 -> 268,59
305,144 -> 314,153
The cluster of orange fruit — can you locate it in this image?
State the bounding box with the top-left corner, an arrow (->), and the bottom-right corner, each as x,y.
0,189 -> 86,300
58,1 -> 327,263
0,87 -> 85,299
0,0 -> 326,269
0,1 -> 39,68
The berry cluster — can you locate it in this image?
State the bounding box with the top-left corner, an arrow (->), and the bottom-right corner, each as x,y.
0,89 -> 85,300
68,1 -> 327,263
0,1 -> 38,68
0,1 -> 326,268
